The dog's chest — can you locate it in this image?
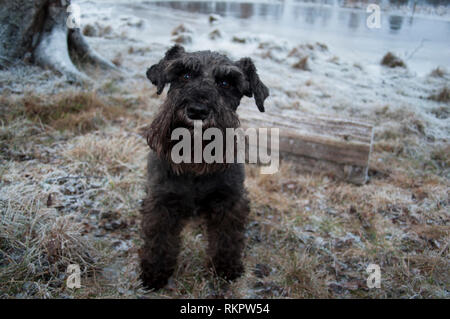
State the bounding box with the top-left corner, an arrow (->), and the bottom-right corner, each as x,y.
189,175 -> 230,200
167,173 -> 237,210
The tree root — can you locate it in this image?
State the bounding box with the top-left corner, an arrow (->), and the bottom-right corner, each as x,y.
34,25 -> 90,83
68,29 -> 120,72
0,0 -> 118,83
34,27 -> 121,83
33,1 -> 119,83
0,56 -> 14,69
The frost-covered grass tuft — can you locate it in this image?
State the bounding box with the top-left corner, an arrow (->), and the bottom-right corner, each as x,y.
429,87 -> 450,103
381,52 -> 406,68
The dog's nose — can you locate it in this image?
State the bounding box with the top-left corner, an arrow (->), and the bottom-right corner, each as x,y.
186,105 -> 210,120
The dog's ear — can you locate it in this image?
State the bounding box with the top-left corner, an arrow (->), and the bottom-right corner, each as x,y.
146,45 -> 185,94
235,57 -> 269,112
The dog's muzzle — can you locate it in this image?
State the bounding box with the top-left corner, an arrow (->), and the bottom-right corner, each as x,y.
186,104 -> 210,121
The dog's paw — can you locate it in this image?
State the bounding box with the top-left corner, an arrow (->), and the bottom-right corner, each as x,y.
213,262 -> 245,282
140,260 -> 173,290
140,272 -> 170,291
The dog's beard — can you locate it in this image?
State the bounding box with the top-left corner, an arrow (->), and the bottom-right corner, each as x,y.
146,102 -> 240,175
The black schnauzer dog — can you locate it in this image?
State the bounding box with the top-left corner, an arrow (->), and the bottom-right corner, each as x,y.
140,45 -> 269,290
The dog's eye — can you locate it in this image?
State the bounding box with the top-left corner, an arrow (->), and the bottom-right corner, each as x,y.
219,80 -> 229,88
182,73 -> 191,80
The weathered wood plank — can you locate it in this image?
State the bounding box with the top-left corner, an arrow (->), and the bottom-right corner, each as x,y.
238,108 -> 374,185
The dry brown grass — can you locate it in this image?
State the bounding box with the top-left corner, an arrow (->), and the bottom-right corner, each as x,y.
112,53 -> 123,67
292,56 -> 311,71
428,87 -> 450,103
0,183 -> 109,297
429,67 -> 447,78
381,52 -> 406,68
82,24 -> 97,37
1,91 -> 136,134
63,131 -> 147,175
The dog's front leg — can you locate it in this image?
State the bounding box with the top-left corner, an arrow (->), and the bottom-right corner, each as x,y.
206,196 -> 250,281
140,196 -> 185,290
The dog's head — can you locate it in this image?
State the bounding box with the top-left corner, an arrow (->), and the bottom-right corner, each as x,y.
145,45 -> 269,174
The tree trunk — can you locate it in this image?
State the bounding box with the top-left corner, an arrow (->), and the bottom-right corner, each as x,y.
0,0 -> 117,82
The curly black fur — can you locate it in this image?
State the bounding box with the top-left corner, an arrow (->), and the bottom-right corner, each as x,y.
140,45 -> 269,290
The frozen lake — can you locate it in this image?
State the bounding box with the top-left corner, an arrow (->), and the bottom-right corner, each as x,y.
130,0 -> 450,75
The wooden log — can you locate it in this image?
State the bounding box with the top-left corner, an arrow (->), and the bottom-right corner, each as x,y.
238,108 -> 374,185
